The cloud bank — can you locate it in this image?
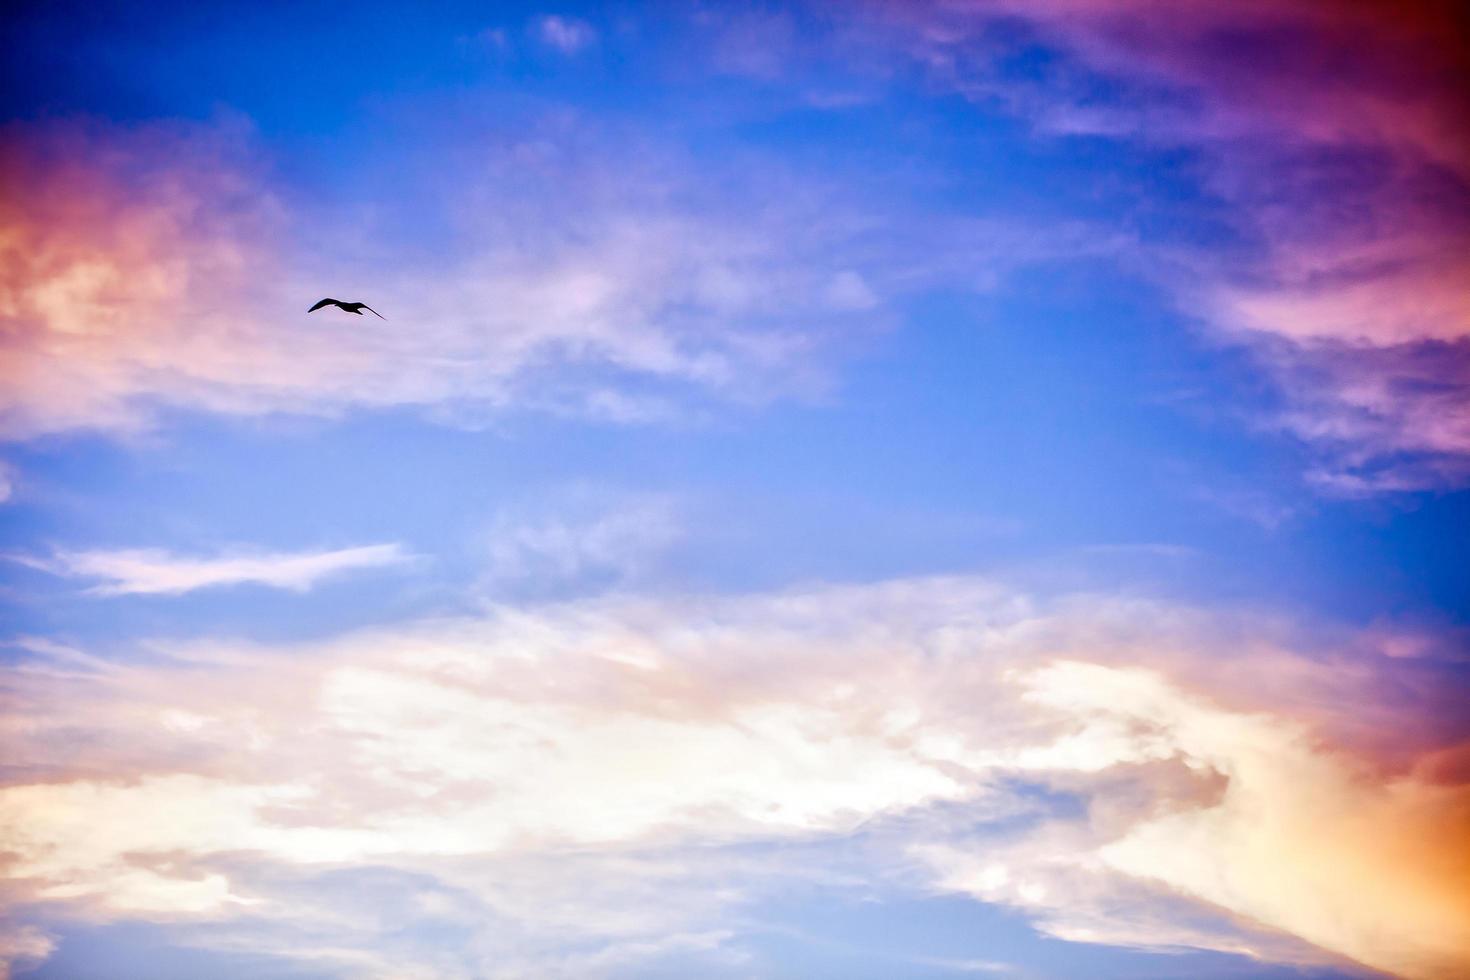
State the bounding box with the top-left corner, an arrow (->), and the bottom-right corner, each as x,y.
3,577 -> 1465,977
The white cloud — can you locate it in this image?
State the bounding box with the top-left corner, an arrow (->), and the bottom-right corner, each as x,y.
13,543 -> 410,596
1,577 -> 1464,976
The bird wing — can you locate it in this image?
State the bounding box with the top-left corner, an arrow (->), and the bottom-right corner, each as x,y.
308,298 -> 341,313
360,304 -> 386,319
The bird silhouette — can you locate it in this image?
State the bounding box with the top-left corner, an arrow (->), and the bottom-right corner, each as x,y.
308,298 -> 385,319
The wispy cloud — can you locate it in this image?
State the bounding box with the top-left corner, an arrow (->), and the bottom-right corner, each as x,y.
535,14 -> 597,55
13,543 -> 410,595
873,0 -> 1470,490
0,110 -> 1121,443
0,114 -> 900,440
482,490 -> 680,595
2,577 -> 1464,976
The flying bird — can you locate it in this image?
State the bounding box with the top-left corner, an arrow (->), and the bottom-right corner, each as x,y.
308,298 -> 385,319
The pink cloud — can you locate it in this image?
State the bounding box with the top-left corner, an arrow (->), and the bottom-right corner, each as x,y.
886,0 -> 1470,169
0,923 -> 54,979
871,0 -> 1470,487
0,120 -> 303,435
0,118 -> 897,439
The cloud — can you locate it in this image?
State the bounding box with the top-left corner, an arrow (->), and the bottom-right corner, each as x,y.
0,460 -> 12,503
482,490 -> 681,594
0,117 -> 895,439
0,923 -> 54,980
12,543 -> 410,595
535,15 -> 597,55
1,577 -> 1465,976
0,109 -> 1141,445
924,658 -> 1470,976
1259,337 -> 1470,494
873,0 -> 1470,489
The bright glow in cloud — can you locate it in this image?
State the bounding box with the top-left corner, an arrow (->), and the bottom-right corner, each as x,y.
2,578 -> 1465,976
999,661 -> 1467,978
14,543 -> 410,595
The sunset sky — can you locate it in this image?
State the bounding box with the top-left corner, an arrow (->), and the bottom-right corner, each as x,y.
2,1 -> 1468,977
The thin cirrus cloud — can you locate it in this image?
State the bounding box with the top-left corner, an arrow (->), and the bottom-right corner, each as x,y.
869,0 -> 1470,490
1,577 -> 1465,977
0,116 -> 894,440
481,490 -> 682,595
14,543 -> 410,596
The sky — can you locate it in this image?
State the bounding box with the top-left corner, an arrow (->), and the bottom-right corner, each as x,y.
1,1 -> 1468,977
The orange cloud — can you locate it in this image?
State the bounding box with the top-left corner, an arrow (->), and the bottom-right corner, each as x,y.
0,121 -> 294,433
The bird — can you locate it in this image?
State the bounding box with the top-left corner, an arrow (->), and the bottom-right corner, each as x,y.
308,298 -> 385,318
